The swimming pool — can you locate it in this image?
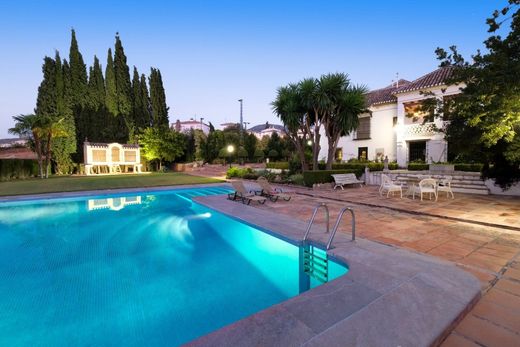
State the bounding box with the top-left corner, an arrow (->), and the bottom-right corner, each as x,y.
0,186 -> 348,346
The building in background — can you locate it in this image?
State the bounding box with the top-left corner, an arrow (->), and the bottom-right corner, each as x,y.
248,122 -> 286,139
172,118 -> 210,135
0,138 -> 28,148
320,66 -> 460,166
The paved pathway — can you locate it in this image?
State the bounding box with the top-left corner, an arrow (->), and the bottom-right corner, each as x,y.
242,184 -> 520,347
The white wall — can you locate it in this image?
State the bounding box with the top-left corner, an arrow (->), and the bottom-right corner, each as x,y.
319,103 -> 397,162
395,84 -> 461,166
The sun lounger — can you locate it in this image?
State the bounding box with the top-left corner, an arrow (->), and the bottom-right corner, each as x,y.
228,181 -> 266,205
256,177 -> 291,202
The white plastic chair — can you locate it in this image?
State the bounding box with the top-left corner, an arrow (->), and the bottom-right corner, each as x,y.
413,178 -> 438,201
379,174 -> 402,198
437,176 -> 454,199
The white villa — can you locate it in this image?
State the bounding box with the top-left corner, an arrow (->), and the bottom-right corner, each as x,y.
321,67 -> 460,167
172,118 -> 210,134
248,122 -> 286,139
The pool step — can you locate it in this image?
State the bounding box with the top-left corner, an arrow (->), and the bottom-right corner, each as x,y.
303,246 -> 328,283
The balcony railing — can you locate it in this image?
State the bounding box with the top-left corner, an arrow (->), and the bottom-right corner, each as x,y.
403,122 -> 437,137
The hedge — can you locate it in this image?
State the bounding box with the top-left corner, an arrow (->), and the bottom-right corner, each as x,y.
318,162 -> 398,171
266,161 -> 289,170
0,159 -> 39,181
303,169 -> 362,187
454,163 -> 483,172
407,163 -> 429,171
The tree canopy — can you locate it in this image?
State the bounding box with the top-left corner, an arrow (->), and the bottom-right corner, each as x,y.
422,0 -> 520,187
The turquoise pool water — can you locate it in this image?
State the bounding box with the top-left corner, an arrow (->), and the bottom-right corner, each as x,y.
0,186 -> 348,346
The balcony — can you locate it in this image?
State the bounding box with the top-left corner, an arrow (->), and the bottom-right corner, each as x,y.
403,122 -> 437,137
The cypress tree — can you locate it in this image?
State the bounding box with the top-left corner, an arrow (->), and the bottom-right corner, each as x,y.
131,67 -> 143,132
35,57 -> 58,117
113,34 -> 132,127
68,29 -> 88,106
105,48 -> 117,115
53,52 -> 76,173
87,56 -> 107,142
140,73 -> 152,129
149,67 -> 169,130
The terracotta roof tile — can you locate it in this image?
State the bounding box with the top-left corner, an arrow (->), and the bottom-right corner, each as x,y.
366,79 -> 411,106
394,66 -> 454,94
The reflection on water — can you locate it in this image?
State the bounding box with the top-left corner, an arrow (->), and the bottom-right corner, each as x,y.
87,196 -> 142,211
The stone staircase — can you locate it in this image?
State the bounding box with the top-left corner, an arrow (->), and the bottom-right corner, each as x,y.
366,170 -> 490,195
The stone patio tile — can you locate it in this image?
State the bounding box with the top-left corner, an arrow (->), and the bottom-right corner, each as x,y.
402,239 -> 445,253
471,298 -> 520,332
281,280 -> 381,334
454,314 -> 520,347
456,265 -> 497,290
306,275 -> 471,347
458,232 -> 496,244
441,333 -> 480,347
481,288 -> 520,311
186,305 -> 316,347
504,267 -> 520,280
459,254 -> 506,273
477,245 -> 518,258
427,242 -> 478,261
494,278 -> 520,296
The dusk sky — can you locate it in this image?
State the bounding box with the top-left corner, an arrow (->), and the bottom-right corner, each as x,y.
0,0 -> 502,138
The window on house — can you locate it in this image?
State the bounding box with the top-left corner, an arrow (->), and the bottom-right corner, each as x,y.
358,147 -> 368,161
393,117 -> 398,126
335,148 -> 343,162
356,117 -> 370,139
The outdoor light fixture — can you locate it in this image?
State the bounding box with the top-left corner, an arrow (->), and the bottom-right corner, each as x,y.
307,140 -> 313,146
227,145 -> 235,168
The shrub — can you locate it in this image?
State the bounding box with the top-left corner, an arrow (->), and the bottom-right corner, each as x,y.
289,174 -> 304,186
0,159 -> 39,181
212,158 -> 226,165
226,167 -> 259,179
268,149 -> 279,159
454,163 -> 483,172
253,148 -> 265,162
302,169 -> 361,187
266,161 -> 289,170
316,162 -> 398,171
407,162 -> 429,171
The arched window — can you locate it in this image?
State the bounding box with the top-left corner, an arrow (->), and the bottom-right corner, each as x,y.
111,147 -> 120,162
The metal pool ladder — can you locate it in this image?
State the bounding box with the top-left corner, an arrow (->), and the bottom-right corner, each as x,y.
303,203 -> 356,250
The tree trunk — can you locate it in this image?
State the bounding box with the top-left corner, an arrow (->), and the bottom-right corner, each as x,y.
326,136 -> 337,170
312,126 -> 321,171
44,134 -> 52,178
33,134 -> 44,179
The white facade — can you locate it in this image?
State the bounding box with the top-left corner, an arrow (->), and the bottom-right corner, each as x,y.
320,68 -> 461,167
394,84 -> 460,166
172,120 -> 210,134
322,103 -> 397,162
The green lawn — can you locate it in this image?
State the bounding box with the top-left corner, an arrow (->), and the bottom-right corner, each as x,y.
0,173 -> 223,197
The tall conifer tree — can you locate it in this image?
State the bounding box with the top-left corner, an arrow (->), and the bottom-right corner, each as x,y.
105,48 -> 117,115
140,73 -> 151,128
149,67 -> 169,130
113,33 -> 132,140
68,29 -> 88,106
53,52 -> 76,173
86,55 -> 107,142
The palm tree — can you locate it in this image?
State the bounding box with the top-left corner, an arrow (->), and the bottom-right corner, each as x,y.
323,81 -> 368,169
272,83 -> 311,171
9,114 -> 45,178
9,114 -> 68,178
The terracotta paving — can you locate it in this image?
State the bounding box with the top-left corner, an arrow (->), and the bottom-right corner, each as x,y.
238,183 -> 520,347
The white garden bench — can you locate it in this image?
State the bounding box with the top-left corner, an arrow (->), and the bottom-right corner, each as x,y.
332,173 -> 364,190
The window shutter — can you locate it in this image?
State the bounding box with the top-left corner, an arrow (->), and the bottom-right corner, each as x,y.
356,117 -> 371,139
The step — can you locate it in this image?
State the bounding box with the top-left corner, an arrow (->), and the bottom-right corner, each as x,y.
451,187 -> 489,195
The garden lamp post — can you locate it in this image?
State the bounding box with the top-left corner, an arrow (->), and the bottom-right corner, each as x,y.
227,145 -> 235,168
